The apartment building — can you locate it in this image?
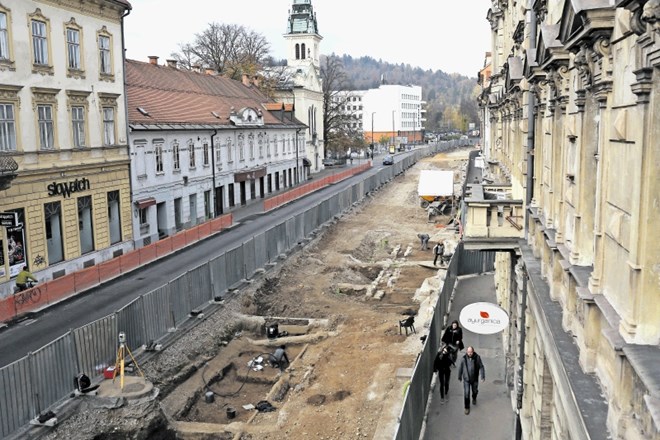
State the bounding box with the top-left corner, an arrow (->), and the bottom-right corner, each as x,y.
474,1 -> 660,439
0,0 -> 133,297
126,58 -> 307,248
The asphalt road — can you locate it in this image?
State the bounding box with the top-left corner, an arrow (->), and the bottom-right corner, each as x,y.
0,154 -> 408,368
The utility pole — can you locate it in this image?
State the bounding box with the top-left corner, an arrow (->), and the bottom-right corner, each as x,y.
371,112 -> 376,157
391,110 -> 395,147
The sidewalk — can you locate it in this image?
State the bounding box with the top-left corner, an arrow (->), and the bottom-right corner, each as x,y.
232,158 -> 375,222
423,274 -> 515,439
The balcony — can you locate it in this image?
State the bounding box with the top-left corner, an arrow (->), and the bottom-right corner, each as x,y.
0,154 -> 18,191
462,183 -> 524,250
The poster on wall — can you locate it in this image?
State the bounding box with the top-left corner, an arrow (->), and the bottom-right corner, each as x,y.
7,208 -> 26,278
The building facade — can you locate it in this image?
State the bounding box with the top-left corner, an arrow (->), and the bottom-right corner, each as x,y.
333,85 -> 426,149
0,0 -> 133,297
273,0 -> 324,173
126,58 -> 307,247
476,0 -> 660,439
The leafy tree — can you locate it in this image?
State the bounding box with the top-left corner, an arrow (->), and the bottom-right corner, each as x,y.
321,55 -> 360,157
171,23 -> 270,80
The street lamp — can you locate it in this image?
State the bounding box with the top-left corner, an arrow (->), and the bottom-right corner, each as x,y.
371,112 -> 376,157
391,110 -> 395,148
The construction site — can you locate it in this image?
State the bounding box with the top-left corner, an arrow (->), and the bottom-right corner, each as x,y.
37,147 -> 473,440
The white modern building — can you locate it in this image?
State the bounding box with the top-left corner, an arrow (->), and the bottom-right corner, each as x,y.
126,58 -> 307,247
335,84 -> 426,147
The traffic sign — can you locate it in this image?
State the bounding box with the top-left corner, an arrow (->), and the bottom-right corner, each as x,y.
0,212 -> 17,227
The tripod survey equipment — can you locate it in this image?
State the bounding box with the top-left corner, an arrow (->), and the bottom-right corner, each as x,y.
113,331 -> 144,389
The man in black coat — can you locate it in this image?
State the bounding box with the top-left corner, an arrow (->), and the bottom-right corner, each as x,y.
457,346 -> 485,414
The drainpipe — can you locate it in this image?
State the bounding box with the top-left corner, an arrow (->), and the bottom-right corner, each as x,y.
120,6 -> 133,245
516,264 -> 528,440
210,129 -> 218,216
524,4 -> 537,240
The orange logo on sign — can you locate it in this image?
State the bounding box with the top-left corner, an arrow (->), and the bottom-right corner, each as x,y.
480,311 -> 490,318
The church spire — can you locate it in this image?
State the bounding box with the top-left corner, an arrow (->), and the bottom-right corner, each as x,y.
284,0 -> 322,67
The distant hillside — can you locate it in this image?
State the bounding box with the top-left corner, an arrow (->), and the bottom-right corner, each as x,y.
328,54 -> 480,132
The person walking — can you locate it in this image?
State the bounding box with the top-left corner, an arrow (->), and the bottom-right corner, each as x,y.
441,320 -> 465,358
432,241 -> 445,266
433,345 -> 453,403
457,346 -> 485,414
417,233 -> 430,250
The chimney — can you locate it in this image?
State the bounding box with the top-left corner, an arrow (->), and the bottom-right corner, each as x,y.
242,73 -> 250,86
253,75 -> 260,87
166,59 -> 178,69
205,68 -> 215,75
192,64 -> 201,73
148,56 -> 159,65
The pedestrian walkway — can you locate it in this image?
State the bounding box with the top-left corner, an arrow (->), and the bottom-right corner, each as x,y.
423,274 -> 515,439
232,157 -> 377,222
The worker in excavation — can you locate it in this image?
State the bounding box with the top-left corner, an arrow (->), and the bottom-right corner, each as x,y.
269,345 -> 290,371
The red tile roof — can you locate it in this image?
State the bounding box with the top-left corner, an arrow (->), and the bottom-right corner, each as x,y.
125,59 -> 294,126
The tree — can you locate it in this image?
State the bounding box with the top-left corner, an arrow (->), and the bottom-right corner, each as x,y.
171,23 -> 270,80
321,55 -> 360,157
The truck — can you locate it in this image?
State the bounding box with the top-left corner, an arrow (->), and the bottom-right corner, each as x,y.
417,170 -> 455,212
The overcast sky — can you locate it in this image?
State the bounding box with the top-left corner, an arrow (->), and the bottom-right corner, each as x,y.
124,0 -> 493,77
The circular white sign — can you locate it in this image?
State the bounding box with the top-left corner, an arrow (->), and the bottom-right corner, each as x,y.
459,302 -> 509,335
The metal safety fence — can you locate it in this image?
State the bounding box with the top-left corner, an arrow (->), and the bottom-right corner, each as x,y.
392,241 -> 495,440
0,140 -> 468,439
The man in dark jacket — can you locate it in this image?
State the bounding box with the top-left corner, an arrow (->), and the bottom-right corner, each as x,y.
433,345 -> 454,403
457,346 -> 485,414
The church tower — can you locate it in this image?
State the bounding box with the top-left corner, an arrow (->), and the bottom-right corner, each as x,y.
284,0 -> 322,68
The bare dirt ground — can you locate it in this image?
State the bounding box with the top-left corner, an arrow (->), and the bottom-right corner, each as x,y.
39,147 -> 473,440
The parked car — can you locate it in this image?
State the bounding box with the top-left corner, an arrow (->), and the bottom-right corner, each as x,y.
383,155 -> 394,165
322,158 -> 337,166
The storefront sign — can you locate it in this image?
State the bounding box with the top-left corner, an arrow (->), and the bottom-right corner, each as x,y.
234,167 -> 266,182
0,212 -> 17,227
47,177 -> 91,198
459,302 -> 509,335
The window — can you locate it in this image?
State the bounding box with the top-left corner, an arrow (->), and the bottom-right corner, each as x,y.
38,104 -> 54,150
71,106 -> 85,148
0,103 -> 16,151
238,134 -> 245,161
266,134 -> 271,157
202,142 -> 209,166
45,201 -> 63,264
98,34 -> 111,75
102,106 -> 114,145
227,137 -> 233,163
155,144 -> 163,173
107,190 -> 121,244
204,190 -> 212,219
66,28 -> 80,70
0,11 -> 9,61
77,196 -> 94,254
273,135 -> 278,156
188,141 -> 195,168
31,19 -> 48,65
172,141 -> 180,170
139,207 -> 148,225
249,133 -> 255,160
98,92 -> 118,144
258,133 -> 264,158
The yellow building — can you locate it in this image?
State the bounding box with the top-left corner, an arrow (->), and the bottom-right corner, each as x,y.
473,1 -> 660,439
0,0 -> 133,296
